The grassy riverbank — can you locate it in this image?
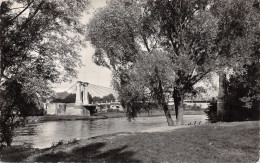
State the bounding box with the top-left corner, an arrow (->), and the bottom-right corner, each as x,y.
1,121 -> 259,162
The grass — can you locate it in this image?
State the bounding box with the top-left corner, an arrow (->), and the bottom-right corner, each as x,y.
1,121 -> 258,162
0,145 -> 40,162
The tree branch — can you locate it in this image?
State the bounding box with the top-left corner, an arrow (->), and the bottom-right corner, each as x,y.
141,34 -> 150,52
7,1 -> 33,26
19,0 -> 45,31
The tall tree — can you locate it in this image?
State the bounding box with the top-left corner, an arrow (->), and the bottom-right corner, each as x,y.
127,51 -> 176,125
0,0 -> 89,146
87,1 -> 154,122
88,0 -> 219,125
211,0 -> 260,121
142,0 -> 218,125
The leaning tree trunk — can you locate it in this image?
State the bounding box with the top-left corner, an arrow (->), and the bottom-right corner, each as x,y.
162,102 -> 174,126
173,87 -> 184,125
155,70 -> 174,126
217,71 -> 226,121
158,87 -> 174,126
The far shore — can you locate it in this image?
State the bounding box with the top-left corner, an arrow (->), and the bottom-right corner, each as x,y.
28,110 -> 205,122
1,121 -> 258,162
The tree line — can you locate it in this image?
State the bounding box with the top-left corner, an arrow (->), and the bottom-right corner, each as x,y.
87,0 -> 259,125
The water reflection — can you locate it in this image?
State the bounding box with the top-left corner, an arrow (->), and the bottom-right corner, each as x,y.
13,115 -> 206,149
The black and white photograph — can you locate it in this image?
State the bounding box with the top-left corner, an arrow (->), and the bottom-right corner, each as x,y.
0,0 -> 259,162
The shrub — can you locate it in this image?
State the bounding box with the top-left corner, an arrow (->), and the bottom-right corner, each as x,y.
205,64 -> 260,122
204,101 -> 217,123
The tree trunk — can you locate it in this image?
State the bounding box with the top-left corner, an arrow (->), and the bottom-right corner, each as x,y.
173,87 -> 184,125
177,95 -> 184,125
153,67 -> 174,126
162,103 -> 174,126
217,71 -> 226,121
0,1 -> 3,81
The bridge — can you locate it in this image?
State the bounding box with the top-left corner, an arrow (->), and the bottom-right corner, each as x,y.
66,81 -> 213,108
65,81 -> 213,106
46,81 -> 119,116
46,81 -> 214,116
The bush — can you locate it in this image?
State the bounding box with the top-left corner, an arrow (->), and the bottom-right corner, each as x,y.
107,109 -> 123,113
204,101 -> 217,123
0,80 -> 41,147
205,64 -> 260,122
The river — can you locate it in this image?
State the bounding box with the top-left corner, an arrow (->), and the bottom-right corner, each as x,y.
13,115 -> 207,149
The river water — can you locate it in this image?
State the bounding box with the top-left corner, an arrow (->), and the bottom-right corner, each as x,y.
13,115 -> 207,149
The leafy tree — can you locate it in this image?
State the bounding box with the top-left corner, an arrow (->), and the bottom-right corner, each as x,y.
102,94 -> 116,102
225,63 -> 260,121
123,50 -> 176,125
205,63 -> 260,122
0,79 -> 42,146
87,1 -> 175,125
52,93 -> 76,103
0,0 -> 89,147
204,100 -> 218,123
89,94 -> 115,104
210,0 -> 260,121
88,0 -> 220,125
87,1 -> 149,120
144,0 -> 220,125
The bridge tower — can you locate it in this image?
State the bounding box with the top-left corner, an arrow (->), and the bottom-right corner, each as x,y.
75,81 -> 90,105
82,83 -> 90,105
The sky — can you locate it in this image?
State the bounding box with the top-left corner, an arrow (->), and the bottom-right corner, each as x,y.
52,0 -> 110,92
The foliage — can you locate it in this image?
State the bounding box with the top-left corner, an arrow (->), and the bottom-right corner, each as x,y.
100,94 -> 116,102
88,0 -> 259,125
52,94 -> 76,103
204,101 -> 217,123
0,80 -> 42,146
211,0 -> 260,121
87,1 -> 140,69
211,0 -> 259,69
0,0 -> 89,146
89,93 -> 115,103
205,63 -> 260,122
88,0 -> 219,125
107,108 -> 123,113
51,93 -> 116,104
225,63 -> 260,121
120,50 -> 176,123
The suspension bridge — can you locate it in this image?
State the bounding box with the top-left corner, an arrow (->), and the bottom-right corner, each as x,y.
46,81 -> 120,116
46,81 -> 213,116
65,81 -> 213,105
